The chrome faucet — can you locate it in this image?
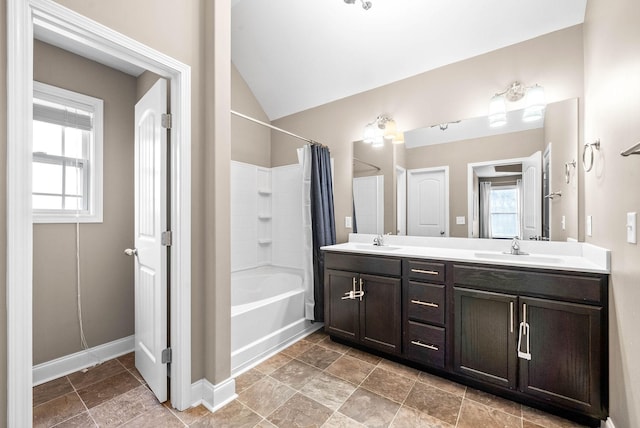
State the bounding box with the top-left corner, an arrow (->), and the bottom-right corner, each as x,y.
373,234 -> 384,246
510,236 -> 521,255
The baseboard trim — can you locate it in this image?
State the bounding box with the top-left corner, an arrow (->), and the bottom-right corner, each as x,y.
603,417 -> 615,428
191,378 -> 237,412
32,335 -> 135,386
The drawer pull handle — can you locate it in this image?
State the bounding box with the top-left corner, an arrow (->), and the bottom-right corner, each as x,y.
410,299 -> 439,308
411,269 -> 439,275
411,340 -> 439,351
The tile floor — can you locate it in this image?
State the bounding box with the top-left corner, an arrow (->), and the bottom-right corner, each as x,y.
33,330 -> 589,427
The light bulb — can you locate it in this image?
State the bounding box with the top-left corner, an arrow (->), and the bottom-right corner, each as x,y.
488,94 -> 507,127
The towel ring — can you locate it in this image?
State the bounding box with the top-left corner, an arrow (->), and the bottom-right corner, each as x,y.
564,160 -> 576,184
583,139 -> 600,172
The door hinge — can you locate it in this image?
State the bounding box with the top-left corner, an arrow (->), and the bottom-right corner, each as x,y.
161,231 -> 172,246
161,347 -> 172,364
161,113 -> 172,129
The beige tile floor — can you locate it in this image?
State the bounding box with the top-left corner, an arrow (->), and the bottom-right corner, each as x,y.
33,330 -> 590,427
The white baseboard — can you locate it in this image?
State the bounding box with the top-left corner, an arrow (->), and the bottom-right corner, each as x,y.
603,417 -> 615,428
33,335 -> 135,386
191,378 -> 237,412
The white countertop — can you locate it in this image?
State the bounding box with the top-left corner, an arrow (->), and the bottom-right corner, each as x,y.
321,234 -> 610,274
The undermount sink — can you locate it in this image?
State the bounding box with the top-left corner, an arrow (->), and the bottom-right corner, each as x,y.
354,244 -> 402,252
474,252 -> 564,264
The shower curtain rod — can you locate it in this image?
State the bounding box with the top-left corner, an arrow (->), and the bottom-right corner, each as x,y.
231,109 -> 326,148
353,157 -> 381,171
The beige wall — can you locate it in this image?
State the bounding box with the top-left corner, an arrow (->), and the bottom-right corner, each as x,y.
32,41 -> 136,365
271,25 -> 584,243
0,0 -> 7,422
584,0 -> 640,426
231,63 -> 271,167
405,129 -> 545,237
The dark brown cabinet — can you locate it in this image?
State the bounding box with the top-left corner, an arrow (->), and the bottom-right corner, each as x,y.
453,287 -> 517,389
324,253 -> 402,355
323,251 -> 609,425
518,297 -> 602,416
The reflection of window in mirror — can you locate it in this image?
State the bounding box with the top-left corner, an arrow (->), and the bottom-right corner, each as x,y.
489,186 -> 520,238
32,82 -> 104,223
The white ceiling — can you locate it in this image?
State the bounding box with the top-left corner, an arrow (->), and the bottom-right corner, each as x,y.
231,0 -> 587,120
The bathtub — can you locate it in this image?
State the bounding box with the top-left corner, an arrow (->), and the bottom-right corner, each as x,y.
230,265 -> 321,374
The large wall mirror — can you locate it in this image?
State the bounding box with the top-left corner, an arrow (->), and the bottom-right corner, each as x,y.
353,98 -> 579,242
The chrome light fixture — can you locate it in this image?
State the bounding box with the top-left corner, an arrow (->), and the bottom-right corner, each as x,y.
344,0 -> 372,10
363,115 -> 403,147
488,81 -> 546,127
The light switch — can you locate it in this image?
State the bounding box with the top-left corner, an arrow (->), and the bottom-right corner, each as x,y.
456,216 -> 466,225
561,215 -> 566,231
627,212 -> 637,244
345,216 -> 352,229
586,215 -> 593,237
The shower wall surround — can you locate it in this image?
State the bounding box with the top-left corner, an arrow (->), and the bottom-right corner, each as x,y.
231,161 -> 304,272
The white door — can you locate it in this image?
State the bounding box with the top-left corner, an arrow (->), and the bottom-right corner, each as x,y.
132,79 -> 168,402
408,167 -> 448,237
522,151 -> 542,240
353,175 -> 384,234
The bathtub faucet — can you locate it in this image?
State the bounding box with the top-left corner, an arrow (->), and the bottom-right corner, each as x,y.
373,234 -> 384,246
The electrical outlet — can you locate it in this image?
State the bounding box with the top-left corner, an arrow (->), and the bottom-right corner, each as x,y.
345,216 -> 352,229
561,215 -> 566,230
586,215 -> 593,237
456,216 -> 466,225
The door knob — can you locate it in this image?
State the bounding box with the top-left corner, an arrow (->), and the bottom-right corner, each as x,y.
124,248 -> 138,256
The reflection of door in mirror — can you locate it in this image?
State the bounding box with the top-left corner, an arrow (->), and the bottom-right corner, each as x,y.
396,166 -> 407,235
353,175 -> 384,234
407,167 -> 449,237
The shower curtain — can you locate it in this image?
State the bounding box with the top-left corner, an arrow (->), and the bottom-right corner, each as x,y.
480,181 -> 492,238
300,144 -> 336,322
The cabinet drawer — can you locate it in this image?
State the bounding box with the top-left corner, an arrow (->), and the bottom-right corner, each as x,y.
407,282 -> 445,325
405,321 -> 445,369
325,252 -> 401,277
407,260 -> 446,283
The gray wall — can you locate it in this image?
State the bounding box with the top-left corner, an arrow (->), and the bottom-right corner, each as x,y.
32,40 -> 136,365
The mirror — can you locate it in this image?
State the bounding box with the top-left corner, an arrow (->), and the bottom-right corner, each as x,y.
352,98 -> 579,241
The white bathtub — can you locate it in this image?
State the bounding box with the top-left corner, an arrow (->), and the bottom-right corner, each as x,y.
230,266 -> 320,374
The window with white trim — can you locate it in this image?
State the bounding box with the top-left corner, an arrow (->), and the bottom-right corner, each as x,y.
489,185 -> 519,238
32,82 -> 103,223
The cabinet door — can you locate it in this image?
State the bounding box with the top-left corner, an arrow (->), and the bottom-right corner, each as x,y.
360,274 -> 402,355
325,269 -> 359,341
454,287 -> 518,389
519,297 -> 603,417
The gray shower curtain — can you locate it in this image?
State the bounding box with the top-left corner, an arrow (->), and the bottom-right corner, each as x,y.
311,144 -> 336,322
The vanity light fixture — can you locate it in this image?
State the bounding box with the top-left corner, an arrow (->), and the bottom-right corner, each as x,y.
488,81 -> 546,127
362,114 -> 403,147
344,0 -> 372,10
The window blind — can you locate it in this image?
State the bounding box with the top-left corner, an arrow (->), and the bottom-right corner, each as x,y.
33,103 -> 93,131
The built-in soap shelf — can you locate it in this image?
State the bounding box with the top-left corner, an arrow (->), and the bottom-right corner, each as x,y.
258,239 -> 272,245
258,215 -> 272,220
258,189 -> 272,195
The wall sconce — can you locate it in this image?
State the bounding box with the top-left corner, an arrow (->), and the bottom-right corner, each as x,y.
344,0 -> 372,10
488,81 -> 546,127
363,115 -> 404,148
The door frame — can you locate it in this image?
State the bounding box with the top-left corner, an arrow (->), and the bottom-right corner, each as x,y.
7,0 -> 192,424
467,156 -> 528,238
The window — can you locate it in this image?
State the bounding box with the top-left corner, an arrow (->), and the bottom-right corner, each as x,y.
490,185 -> 519,238
32,82 -> 103,223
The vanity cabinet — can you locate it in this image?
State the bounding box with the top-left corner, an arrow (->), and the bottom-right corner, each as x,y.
453,264 -> 607,419
324,253 -> 402,355
323,250 -> 609,425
